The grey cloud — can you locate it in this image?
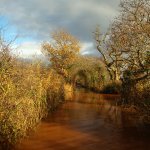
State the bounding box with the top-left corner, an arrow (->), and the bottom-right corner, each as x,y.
0,0 -> 120,55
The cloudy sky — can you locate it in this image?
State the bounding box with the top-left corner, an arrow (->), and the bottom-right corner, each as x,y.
0,0 -> 120,57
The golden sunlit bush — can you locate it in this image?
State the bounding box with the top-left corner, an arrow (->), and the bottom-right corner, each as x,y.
0,48 -> 64,147
64,83 -> 73,100
46,70 -> 64,111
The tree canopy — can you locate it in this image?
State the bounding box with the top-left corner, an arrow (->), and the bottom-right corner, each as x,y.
42,30 -> 81,80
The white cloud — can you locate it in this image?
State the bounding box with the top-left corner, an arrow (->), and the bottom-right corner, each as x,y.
81,42 -> 100,56
81,42 -> 93,53
15,42 -> 42,58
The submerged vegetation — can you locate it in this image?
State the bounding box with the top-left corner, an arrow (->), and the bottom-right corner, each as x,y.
0,0 -> 149,148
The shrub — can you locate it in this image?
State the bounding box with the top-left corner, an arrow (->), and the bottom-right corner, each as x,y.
0,49 -> 64,148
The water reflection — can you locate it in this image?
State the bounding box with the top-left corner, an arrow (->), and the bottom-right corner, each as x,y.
16,89 -> 150,150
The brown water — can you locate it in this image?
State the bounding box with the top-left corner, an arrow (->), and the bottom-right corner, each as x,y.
17,89 -> 150,150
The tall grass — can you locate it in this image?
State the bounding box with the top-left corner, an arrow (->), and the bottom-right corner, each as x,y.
0,49 -> 64,148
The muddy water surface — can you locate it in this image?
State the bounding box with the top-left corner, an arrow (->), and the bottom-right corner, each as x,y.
17,89 -> 150,150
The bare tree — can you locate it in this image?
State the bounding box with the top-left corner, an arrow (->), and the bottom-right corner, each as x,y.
94,0 -> 150,83
114,0 -> 150,82
94,26 -> 122,82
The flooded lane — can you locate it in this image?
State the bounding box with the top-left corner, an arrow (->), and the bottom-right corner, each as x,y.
17,90 -> 150,150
